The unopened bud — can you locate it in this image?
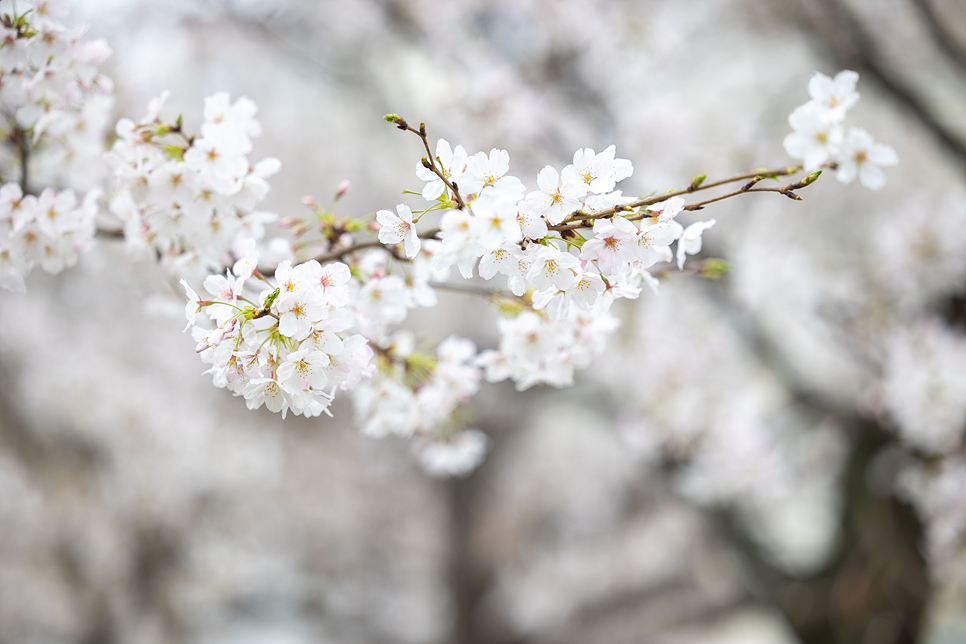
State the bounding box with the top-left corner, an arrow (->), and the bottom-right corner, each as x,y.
689,174 -> 707,191
301,195 -> 318,208
384,113 -> 408,130
278,216 -> 298,227
335,179 -> 350,199
263,287 -> 281,309
801,170 -> 822,187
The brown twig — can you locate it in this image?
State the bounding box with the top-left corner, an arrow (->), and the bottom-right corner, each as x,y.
305,226 -> 442,265
909,0 -> 966,76
549,167 -> 818,233
432,282 -> 514,299
387,115 -> 467,209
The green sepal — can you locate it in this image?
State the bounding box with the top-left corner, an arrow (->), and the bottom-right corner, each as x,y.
801,170 -> 822,186
263,287 -> 281,309
161,144 -> 185,161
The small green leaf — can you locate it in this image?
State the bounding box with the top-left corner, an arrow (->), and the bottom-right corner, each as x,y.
701,258 -> 730,280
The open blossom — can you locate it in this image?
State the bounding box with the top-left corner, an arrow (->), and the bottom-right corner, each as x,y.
572,271 -> 606,309
277,348 -> 331,392
471,193 -> 522,248
834,128 -> 898,191
528,245 -> 580,291
784,102 -> 843,171
416,139 -> 466,201
646,196 -> 686,224
808,70 -> 859,123
516,199 -> 549,240
561,145 -> 633,195
376,204 -> 420,257
201,92 -> 262,144
676,219 -> 716,270
275,289 -> 326,340
461,148 -> 525,198
528,165 -> 586,225
432,209 -> 484,279
479,243 -> 522,282
580,216 -> 640,277
244,378 -> 290,417
637,220 -> 678,267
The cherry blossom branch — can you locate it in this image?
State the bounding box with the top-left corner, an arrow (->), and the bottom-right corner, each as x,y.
385,114 -> 467,210
432,282 -> 514,299
554,164 -> 807,227
550,168 -> 822,233
307,226 -> 442,264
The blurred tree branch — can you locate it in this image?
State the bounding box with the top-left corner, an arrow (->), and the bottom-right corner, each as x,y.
909,0 -> 966,75
698,278 -> 929,644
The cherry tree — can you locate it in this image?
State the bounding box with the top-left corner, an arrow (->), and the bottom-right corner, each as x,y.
0,1 -> 964,642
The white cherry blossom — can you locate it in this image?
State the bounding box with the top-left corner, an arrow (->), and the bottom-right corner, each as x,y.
676,219 -> 716,270
834,128 -> 898,191
415,139 -> 467,201
376,203 -> 420,257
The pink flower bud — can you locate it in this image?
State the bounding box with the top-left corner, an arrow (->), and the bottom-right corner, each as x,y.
335,180 -> 350,199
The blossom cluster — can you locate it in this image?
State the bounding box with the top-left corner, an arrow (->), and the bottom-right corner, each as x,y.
0,1 -> 113,292
0,182 -> 99,291
783,70 -> 898,190
0,0 -> 114,190
183,250 -> 374,419
353,334 -> 489,476
373,138 -> 716,391
105,93 -> 281,282
156,69 -> 889,476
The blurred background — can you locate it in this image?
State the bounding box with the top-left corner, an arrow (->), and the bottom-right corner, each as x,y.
1,0 -> 965,642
